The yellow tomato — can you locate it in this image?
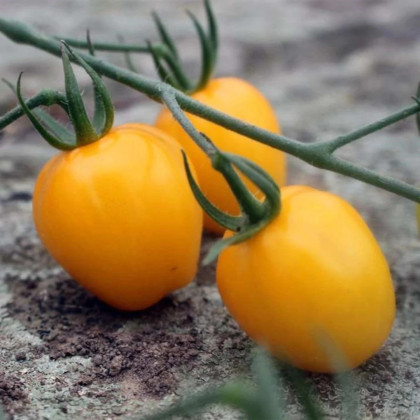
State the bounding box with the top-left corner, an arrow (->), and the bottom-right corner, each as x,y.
217,186 -> 395,372
33,124 -> 203,311
155,77 -> 287,234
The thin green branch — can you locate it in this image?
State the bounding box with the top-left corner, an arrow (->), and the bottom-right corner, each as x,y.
56,34 -> 193,90
55,36 -> 164,54
323,102 -> 420,152
0,87 -> 67,131
16,73 -> 75,150
1,17 -> 420,203
160,89 -> 214,153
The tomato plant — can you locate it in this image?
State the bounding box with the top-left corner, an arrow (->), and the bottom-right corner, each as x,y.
156,77 -> 286,234
3,2 -> 419,380
216,186 -> 395,372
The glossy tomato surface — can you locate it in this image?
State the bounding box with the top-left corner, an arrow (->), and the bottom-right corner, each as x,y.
155,77 -> 287,234
33,124 -> 203,311
217,186 -> 395,372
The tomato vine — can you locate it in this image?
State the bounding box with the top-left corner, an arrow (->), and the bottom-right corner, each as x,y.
0,12 -> 419,205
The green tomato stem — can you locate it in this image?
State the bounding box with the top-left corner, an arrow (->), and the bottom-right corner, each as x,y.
161,89 -> 267,224
322,103 -> 420,152
56,36 -> 164,54
0,88 -> 67,131
1,17 -> 420,203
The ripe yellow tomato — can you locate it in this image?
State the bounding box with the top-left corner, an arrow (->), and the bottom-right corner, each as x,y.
217,186 -> 395,372
33,124 -> 203,311
155,77 -> 287,234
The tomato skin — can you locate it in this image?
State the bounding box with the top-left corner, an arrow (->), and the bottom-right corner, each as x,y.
155,77 -> 287,234
33,124 -> 203,311
217,186 -> 395,372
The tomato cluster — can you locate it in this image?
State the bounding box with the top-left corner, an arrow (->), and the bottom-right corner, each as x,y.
5,4 -> 395,374
29,75 -> 395,373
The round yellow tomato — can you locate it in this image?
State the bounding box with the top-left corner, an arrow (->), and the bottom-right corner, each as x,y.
155,77 -> 287,234
33,124 -> 203,311
217,186 -> 395,372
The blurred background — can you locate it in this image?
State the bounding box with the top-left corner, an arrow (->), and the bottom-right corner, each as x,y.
1,1 -> 420,418
1,0 -> 420,127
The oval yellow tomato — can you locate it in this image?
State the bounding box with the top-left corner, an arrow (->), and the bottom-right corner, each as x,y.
155,77 -> 287,234
33,124 -> 203,311
217,186 -> 395,372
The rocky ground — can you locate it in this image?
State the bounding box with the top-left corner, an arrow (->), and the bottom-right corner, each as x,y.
1,0 -> 420,418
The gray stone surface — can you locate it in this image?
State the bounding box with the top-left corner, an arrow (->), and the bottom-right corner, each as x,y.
1,0 -> 420,419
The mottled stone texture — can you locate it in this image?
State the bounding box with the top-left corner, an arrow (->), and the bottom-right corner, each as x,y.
1,0 -> 420,419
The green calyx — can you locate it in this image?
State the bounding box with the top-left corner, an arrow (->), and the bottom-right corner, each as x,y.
5,40 -> 114,151
148,0 -> 218,94
51,0 -> 218,94
160,87 -> 280,263
183,142 -> 281,265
